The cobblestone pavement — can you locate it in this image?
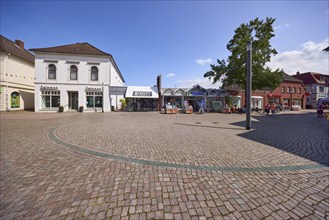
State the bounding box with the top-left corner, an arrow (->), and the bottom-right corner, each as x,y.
1,110 -> 328,220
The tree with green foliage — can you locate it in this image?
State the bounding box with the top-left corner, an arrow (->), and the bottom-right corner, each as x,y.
204,17 -> 283,90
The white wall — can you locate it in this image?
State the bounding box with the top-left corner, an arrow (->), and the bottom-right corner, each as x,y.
34,53 -> 122,112
35,54 -> 111,85
0,53 -> 35,111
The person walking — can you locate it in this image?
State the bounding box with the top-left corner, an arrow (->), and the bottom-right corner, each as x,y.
317,104 -> 324,118
198,99 -> 205,114
270,103 -> 276,114
265,103 -> 270,115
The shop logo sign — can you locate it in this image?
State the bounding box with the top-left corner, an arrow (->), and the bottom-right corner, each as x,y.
133,91 -> 152,96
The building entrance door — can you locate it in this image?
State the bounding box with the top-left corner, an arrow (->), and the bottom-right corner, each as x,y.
68,91 -> 78,110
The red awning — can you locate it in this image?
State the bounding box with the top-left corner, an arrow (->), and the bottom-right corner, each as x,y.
267,93 -> 281,98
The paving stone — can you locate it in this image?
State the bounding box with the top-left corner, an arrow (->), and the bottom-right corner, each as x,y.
0,111 -> 328,220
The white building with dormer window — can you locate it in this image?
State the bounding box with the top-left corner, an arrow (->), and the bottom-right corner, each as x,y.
30,42 -> 125,112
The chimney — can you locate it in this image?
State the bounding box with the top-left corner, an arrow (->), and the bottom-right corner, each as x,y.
296,71 -> 300,75
15,40 -> 24,49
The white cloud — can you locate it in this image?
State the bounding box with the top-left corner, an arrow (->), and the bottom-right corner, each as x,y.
176,77 -> 221,89
166,73 -> 175,78
267,39 -> 329,75
195,58 -> 212,65
274,23 -> 290,30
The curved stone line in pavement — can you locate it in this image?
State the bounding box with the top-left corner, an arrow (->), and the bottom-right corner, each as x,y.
48,127 -> 327,173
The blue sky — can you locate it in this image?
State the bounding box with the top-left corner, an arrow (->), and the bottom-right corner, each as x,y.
1,0 -> 328,88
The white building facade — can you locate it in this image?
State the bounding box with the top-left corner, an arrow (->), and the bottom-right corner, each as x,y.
31,43 -> 125,112
0,36 -> 35,111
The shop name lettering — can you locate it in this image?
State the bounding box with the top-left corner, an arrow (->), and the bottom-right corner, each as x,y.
40,86 -> 58,91
85,87 -> 102,92
133,91 -> 152,96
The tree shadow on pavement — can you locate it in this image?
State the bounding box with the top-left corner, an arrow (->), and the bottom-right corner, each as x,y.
231,112 -> 329,167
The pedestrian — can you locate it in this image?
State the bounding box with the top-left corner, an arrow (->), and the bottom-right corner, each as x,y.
198,99 -> 205,114
317,104 -> 324,118
270,103 -> 276,114
265,103 -> 270,115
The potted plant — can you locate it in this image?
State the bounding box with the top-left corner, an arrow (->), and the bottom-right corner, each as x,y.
79,106 -> 84,113
59,106 -> 64,112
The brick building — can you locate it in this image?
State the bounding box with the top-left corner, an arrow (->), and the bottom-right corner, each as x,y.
225,73 -> 306,110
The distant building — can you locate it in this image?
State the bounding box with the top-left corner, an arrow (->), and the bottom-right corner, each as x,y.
30,42 -> 125,112
225,72 -> 306,110
292,72 -> 329,108
0,35 -> 35,111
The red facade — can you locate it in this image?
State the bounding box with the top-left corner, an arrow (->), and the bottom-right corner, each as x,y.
234,80 -> 306,109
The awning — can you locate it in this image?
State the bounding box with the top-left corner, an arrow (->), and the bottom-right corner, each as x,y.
267,93 -> 281,98
251,96 -> 263,99
125,86 -> 159,98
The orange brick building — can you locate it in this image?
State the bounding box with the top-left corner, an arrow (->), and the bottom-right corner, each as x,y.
225,73 -> 306,110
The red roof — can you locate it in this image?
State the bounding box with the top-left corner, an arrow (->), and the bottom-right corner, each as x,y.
292,72 -> 326,85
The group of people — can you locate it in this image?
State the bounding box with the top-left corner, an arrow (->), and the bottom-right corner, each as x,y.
264,103 -> 277,115
183,100 -> 206,114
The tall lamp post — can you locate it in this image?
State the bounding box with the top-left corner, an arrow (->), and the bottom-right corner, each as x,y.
102,82 -> 104,113
246,41 -> 252,130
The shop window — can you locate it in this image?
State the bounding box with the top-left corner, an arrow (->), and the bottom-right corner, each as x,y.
86,92 -> 102,108
70,65 -> 78,80
48,64 -> 56,80
41,91 -> 60,108
91,66 -> 98,81
281,86 -> 285,93
11,92 -> 20,108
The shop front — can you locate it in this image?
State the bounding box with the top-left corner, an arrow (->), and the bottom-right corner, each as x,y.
125,86 -> 159,111
161,85 -> 225,112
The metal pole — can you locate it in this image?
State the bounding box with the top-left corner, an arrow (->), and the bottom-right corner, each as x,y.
246,41 -> 252,130
102,83 -> 104,113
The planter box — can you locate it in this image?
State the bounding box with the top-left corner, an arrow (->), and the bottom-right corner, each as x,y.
185,109 -> 193,114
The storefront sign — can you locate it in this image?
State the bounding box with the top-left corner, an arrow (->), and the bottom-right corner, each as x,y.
190,91 -> 205,96
40,86 -> 59,91
85,87 -> 102,92
133,91 -> 152,96
109,86 -> 127,95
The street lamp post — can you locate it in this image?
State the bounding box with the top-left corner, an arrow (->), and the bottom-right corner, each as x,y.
246,41 -> 252,130
102,83 -> 104,113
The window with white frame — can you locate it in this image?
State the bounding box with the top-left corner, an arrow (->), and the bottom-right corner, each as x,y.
41,91 -> 60,108
70,65 -> 78,80
48,64 -> 56,80
86,91 -> 102,108
91,66 -> 98,81
281,86 -> 285,93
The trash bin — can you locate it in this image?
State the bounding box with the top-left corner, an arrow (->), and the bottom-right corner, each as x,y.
111,106 -> 115,111
79,106 -> 84,113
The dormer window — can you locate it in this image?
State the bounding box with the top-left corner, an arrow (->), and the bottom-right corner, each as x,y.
91,66 -> 98,81
70,65 -> 78,80
48,64 -> 56,79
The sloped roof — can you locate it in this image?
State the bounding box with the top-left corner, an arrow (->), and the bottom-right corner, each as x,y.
291,72 -> 325,85
0,35 -> 34,64
30,42 -> 125,82
30,42 -> 111,56
282,72 -> 302,83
